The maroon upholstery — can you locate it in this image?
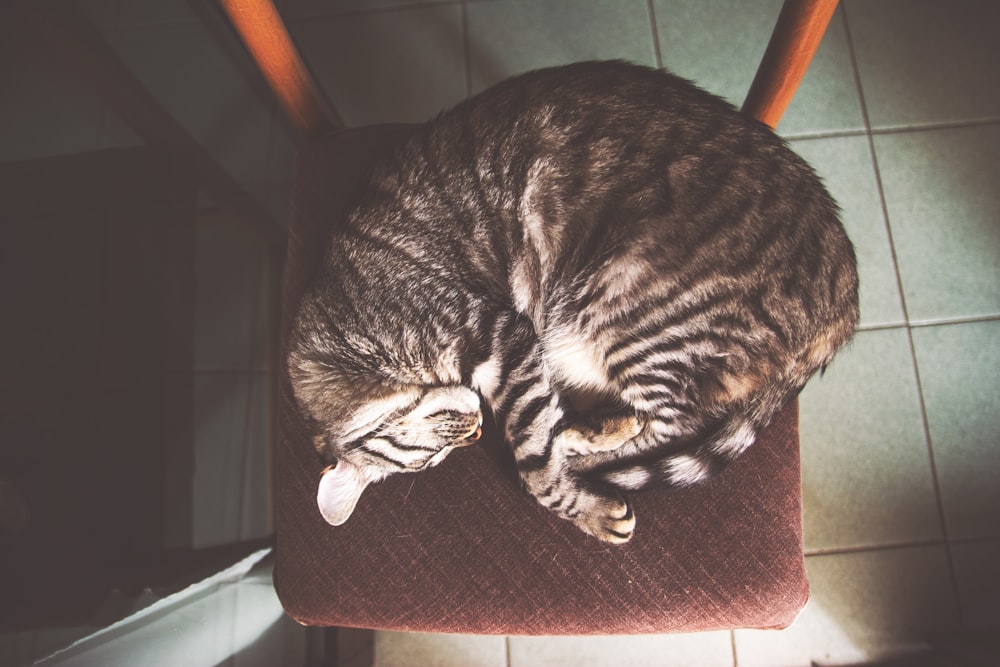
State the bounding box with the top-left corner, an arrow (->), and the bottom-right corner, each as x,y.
274,127 -> 808,635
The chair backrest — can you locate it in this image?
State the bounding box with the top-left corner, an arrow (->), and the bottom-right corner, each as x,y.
222,0 -> 839,132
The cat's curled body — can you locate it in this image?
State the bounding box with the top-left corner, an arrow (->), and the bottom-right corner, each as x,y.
288,61 -> 859,543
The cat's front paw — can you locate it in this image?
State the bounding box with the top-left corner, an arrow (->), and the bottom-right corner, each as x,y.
555,414 -> 643,455
549,485 -> 635,544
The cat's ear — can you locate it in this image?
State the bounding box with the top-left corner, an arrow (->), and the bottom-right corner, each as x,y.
316,460 -> 370,526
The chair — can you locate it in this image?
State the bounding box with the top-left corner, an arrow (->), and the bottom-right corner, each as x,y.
221,0 -> 840,650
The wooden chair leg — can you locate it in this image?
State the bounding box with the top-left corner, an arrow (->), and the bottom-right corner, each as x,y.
742,0 -> 840,129
219,0 -> 340,137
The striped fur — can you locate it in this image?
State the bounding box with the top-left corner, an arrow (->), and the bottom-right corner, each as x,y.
287,61 -> 859,543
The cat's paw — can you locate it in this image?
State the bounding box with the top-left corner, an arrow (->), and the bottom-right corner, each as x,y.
551,485 -> 635,544
556,414 -> 643,455
537,478 -> 635,544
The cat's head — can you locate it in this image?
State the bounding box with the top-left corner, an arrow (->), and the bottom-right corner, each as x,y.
294,373 -> 483,526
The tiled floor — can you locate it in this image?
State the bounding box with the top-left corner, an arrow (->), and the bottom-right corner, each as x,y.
1,0 -> 998,665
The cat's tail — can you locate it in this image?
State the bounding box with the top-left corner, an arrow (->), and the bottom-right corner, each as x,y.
580,412 -> 759,492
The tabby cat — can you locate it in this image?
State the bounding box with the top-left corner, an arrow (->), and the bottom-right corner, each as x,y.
287,61 -> 859,544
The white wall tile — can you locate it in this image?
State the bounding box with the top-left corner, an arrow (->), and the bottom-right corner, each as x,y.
374,632 -> 506,667
508,632 -> 734,667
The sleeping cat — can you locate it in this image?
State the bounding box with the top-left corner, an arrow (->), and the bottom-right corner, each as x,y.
287,61 -> 859,544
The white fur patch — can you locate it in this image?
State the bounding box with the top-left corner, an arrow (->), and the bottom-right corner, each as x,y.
544,332 -> 608,391
667,454 -> 710,486
519,158 -> 558,272
606,466 -> 653,489
509,259 -> 535,316
317,460 -> 370,526
719,420 -> 756,457
595,250 -> 648,299
471,356 -> 502,400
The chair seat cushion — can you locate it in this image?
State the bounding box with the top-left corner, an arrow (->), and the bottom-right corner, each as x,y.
274,126 -> 808,635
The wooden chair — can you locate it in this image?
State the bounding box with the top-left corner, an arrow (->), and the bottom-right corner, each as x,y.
220,0 -> 840,655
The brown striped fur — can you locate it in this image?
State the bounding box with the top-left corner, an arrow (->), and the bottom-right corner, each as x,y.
287,61 -> 859,543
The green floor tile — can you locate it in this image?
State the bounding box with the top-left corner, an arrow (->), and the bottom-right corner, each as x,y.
466,0 -> 657,93
847,0 -> 1000,129
792,135 -> 905,328
799,328 -> 941,550
912,320 -> 1000,540
874,125 -> 1000,322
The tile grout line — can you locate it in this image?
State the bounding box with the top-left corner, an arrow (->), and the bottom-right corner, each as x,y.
903,313 -> 1000,328
645,0 -> 664,70
283,0 -> 459,24
237,248 -> 268,542
805,533 -> 1000,559
855,313 -> 1000,334
862,116 -> 1000,137
93,16 -> 225,34
787,116 -> 1000,143
788,128 -> 870,142
806,538 -> 947,559
460,0 -> 472,99
840,0 -> 965,630
192,368 -> 273,376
